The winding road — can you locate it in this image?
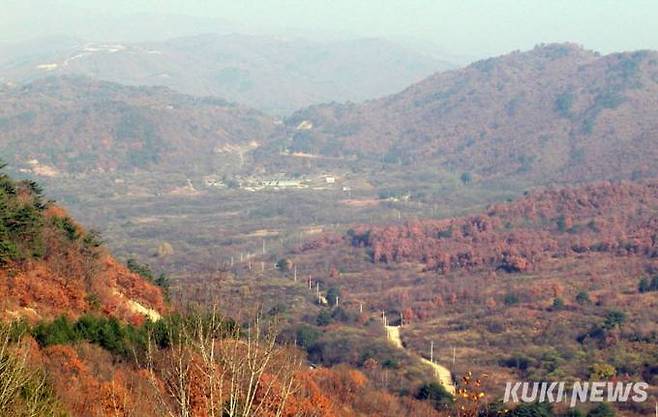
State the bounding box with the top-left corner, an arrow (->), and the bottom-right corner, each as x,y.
385,325 -> 456,395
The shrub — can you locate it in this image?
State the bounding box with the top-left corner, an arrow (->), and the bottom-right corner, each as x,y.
500,355 -> 531,371
602,310 -> 626,330
155,273 -> 171,299
126,258 -> 154,281
294,325 -> 321,349
589,363 -> 616,380
381,358 -> 400,369
552,297 -> 565,311
50,216 -> 79,241
556,215 -> 568,232
575,291 -> 590,305
0,324 -> 66,416
32,316 -> 79,346
82,229 -> 103,249
330,307 -> 351,323
437,227 -> 453,238
504,293 -> 520,306
326,287 -> 341,306
316,310 -> 333,326
587,403 -> 615,417
275,258 -> 292,272
32,315 -> 150,357
508,402 -> 553,417
416,382 -> 453,410
638,276 -> 658,293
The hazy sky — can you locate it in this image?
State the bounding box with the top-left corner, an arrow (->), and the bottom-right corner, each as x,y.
3,0 -> 658,59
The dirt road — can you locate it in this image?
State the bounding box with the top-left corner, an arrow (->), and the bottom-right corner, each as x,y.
385,325 -> 456,395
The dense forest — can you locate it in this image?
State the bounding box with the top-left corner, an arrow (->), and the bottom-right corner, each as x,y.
286,180 -> 658,416
349,181 -> 658,272
272,44 -> 658,183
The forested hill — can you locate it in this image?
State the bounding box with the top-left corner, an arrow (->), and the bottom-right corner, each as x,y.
276,43 -> 658,183
0,167 -> 453,417
0,162 -> 166,321
347,180 -> 658,272
0,76 -> 277,174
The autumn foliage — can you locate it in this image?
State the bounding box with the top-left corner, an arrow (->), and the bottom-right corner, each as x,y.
349,181 -> 658,274
0,167 -> 165,324
279,44 -> 658,183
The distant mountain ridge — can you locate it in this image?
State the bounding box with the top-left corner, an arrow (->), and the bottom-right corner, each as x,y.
277,43 -> 658,183
0,76 -> 276,174
3,43 -> 658,187
0,34 -> 454,114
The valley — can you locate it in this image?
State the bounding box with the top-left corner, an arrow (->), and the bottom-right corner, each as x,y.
1,38 -> 658,416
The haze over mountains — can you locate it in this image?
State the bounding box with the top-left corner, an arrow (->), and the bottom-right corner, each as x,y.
2,43 -> 658,190
2,5 -> 658,414
0,34 -> 452,114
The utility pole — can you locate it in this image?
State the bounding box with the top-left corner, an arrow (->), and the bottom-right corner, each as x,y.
316,282 -> 320,304
452,347 -> 456,368
430,341 -> 434,364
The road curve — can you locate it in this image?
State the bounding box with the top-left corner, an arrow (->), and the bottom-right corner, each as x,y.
385,325 -> 456,395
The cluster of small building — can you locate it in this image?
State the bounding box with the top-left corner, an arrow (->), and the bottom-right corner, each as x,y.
202,173 -> 340,192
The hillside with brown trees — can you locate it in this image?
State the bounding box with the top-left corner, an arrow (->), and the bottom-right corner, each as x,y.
349,180 -> 658,273
287,180 -> 658,415
0,164 -> 166,323
0,167 -> 455,417
0,76 -> 277,174
274,43 -> 658,183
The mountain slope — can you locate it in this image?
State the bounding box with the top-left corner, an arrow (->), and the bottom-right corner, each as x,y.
0,164 -> 166,323
349,180 -> 658,272
0,76 -> 276,175
278,43 -> 658,183
0,169 -> 449,417
0,34 -> 454,114
290,180 -> 658,410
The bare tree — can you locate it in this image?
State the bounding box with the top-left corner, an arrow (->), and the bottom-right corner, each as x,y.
0,324 -> 62,417
144,308 -> 304,417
